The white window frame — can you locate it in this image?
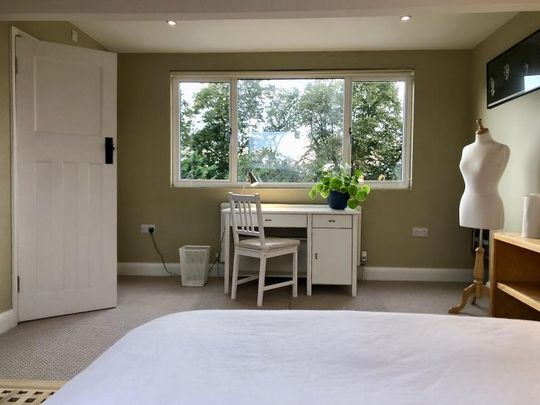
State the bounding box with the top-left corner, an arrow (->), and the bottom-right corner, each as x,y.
171,70 -> 414,189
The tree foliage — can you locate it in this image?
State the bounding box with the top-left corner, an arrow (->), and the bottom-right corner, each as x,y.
351,82 -> 403,180
178,79 -> 403,182
180,83 -> 230,179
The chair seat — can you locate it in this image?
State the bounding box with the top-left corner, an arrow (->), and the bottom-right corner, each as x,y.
237,237 -> 300,251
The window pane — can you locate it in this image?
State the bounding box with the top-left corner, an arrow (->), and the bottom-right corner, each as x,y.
351,81 -> 405,181
178,81 -> 230,180
237,79 -> 343,183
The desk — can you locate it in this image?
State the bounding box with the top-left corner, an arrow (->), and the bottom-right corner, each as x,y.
221,204 -> 361,296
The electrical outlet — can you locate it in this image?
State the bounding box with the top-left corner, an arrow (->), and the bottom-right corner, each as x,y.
141,224 -> 156,234
361,251 -> 368,263
412,227 -> 428,237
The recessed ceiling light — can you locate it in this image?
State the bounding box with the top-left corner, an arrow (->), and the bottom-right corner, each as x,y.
400,15 -> 412,22
167,20 -> 177,26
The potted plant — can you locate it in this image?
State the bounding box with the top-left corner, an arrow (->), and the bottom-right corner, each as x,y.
309,167 -> 370,209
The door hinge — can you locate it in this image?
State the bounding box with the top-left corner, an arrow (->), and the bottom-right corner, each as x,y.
17,276 -> 20,293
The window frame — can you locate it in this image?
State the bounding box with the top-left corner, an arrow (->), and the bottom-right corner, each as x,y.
170,70 -> 414,189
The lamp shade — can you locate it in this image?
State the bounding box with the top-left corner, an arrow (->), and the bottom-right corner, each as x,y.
247,171 -> 260,187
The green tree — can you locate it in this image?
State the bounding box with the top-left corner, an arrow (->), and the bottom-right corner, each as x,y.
351,82 -> 403,180
178,79 -> 404,183
297,80 -> 343,180
180,83 -> 230,179
237,83 -> 303,181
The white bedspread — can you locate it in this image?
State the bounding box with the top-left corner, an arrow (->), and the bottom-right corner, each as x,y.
48,310 -> 540,405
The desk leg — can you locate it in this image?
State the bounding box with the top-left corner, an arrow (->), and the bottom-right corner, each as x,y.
307,215 -> 312,296
351,216 -> 358,297
224,214 -> 230,295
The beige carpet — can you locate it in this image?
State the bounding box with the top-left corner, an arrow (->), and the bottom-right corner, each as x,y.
0,276 -> 487,381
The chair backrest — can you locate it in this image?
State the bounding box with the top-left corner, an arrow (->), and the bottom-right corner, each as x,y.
228,192 -> 266,248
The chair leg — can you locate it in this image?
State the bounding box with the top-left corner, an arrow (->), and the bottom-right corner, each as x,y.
257,256 -> 267,307
231,250 -> 239,299
292,250 -> 298,298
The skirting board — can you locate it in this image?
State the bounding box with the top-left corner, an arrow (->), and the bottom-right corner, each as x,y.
117,262 -> 221,278
0,309 -> 17,335
118,262 -> 471,282
361,266 -> 471,282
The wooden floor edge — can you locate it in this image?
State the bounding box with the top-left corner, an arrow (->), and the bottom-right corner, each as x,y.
0,379 -> 65,390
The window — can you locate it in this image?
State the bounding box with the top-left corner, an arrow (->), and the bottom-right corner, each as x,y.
171,71 -> 413,188
351,81 -> 406,181
177,81 -> 230,181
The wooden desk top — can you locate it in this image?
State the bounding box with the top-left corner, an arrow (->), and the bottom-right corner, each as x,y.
222,203 -> 361,215
494,232 -> 540,254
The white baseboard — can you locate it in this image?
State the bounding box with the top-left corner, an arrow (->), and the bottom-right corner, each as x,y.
118,262 -> 221,277
0,309 -> 17,335
119,262 -> 470,283
361,266 -> 471,282
118,262 -> 180,277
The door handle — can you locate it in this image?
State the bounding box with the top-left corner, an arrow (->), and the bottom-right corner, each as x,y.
314,253 -> 318,260
105,137 -> 115,164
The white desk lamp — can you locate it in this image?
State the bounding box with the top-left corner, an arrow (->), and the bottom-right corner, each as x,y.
241,170 -> 261,194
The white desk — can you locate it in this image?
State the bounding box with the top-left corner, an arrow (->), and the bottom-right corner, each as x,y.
221,204 -> 361,296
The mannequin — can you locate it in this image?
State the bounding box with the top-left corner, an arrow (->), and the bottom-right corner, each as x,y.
459,121 -> 510,229
449,119 -> 509,314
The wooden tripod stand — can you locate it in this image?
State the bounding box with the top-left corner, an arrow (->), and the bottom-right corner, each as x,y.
449,231 -> 489,314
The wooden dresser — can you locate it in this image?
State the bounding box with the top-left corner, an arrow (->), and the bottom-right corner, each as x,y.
490,232 -> 540,320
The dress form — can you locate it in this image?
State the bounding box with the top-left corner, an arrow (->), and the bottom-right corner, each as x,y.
459,124 -> 509,229
449,119 -> 510,314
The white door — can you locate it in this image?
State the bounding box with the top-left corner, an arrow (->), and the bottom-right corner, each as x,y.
14,34 -> 117,321
312,228 -> 352,285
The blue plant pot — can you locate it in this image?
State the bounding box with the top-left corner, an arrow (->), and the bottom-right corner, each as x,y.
328,191 -> 349,210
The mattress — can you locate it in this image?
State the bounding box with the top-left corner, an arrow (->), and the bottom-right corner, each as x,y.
48,310 -> 540,404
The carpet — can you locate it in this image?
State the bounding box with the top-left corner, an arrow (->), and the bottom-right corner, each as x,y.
0,276 -> 488,381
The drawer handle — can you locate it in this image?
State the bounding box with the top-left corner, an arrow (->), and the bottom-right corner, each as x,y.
328,219 -> 336,223
264,218 -> 272,222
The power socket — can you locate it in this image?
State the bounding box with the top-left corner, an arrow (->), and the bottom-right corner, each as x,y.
141,224 -> 156,234
412,227 -> 428,237
361,251 -> 368,263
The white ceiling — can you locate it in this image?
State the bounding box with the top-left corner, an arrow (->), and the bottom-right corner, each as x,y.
73,13 -> 516,53
1,0 -> 538,20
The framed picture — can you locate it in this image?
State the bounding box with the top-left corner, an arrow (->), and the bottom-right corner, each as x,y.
487,28 -> 540,109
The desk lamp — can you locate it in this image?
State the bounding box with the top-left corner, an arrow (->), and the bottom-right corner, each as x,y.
241,170 -> 261,193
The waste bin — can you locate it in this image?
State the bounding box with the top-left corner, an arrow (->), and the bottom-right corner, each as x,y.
179,245 -> 211,287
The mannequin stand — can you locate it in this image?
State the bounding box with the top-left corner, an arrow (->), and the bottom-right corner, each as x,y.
448,231 -> 489,314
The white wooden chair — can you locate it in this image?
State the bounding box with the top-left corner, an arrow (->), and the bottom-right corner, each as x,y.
228,193 -> 299,306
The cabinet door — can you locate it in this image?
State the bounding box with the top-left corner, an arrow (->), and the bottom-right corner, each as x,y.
312,228 -> 352,285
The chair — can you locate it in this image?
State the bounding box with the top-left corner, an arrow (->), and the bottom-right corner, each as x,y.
228,193 -> 299,306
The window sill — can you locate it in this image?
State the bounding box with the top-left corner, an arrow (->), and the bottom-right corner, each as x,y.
171,180 -> 411,190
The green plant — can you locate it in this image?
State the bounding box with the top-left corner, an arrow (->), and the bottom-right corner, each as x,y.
308,167 -> 371,209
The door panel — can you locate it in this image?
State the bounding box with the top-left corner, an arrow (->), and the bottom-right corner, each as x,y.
15,34 -> 117,321
35,57 -> 103,136
312,228 -> 352,285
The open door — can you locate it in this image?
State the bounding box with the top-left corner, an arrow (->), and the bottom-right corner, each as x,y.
14,33 -> 117,321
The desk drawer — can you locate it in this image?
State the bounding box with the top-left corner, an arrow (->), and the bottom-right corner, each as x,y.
262,214 -> 307,228
312,214 -> 352,229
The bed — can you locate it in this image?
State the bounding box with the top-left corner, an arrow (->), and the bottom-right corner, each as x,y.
47,310 -> 540,404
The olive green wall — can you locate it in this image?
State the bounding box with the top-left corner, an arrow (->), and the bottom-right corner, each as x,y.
118,50 -> 474,270
472,12 -> 540,232
0,21 -> 104,313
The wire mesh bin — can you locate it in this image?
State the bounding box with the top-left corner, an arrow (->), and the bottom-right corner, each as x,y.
179,245 -> 211,287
